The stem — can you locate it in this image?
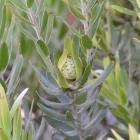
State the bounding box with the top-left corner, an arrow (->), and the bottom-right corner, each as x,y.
28,8 -> 40,39
72,94 -> 84,140
81,0 -> 89,35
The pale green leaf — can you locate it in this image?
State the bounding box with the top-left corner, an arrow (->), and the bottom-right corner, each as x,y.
10,88 -> 28,118
0,42 -> 9,72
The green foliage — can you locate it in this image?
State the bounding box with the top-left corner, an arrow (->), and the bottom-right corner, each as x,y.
0,84 -> 28,140
0,42 -> 8,71
1,0 -> 140,139
109,124 -> 139,140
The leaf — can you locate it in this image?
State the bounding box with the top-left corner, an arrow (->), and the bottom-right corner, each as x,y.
90,1 -> 104,26
7,55 -> 23,95
36,40 -> 56,78
31,64 -> 64,96
28,123 -> 34,140
38,103 -> 74,131
37,40 -> 49,56
45,14 -> 54,43
71,43 -> 83,80
57,37 -> 71,70
136,0 -> 140,9
0,5 -> 6,41
0,42 -> 9,72
22,130 -> 27,140
83,109 -> 105,130
67,1 -> 85,20
74,92 -> 87,104
111,129 -> 124,140
128,124 -> 139,140
27,0 -> 34,8
10,88 -> 28,118
78,62 -> 92,88
111,5 -> 138,16
56,67 -> 69,89
0,128 -> 9,140
132,38 -> 140,48
41,10 -> 48,34
39,95 -> 71,109
12,107 -> 22,140
9,0 -> 28,13
58,22 -> 68,40
80,35 -> 93,52
79,64 -> 113,92
0,84 -> 11,138
87,0 -> 98,11
110,105 -> 130,124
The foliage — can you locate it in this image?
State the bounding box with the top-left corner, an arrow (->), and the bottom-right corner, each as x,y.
0,0 -> 140,140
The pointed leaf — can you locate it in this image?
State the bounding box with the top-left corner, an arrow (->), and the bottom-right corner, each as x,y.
41,10 -> 48,34
0,5 -> 6,41
111,5 -> 138,16
12,107 -> 22,140
27,0 -> 34,8
111,129 -> 124,140
71,43 -> 83,80
45,14 -> 54,43
129,124 -> 139,140
0,42 -> 9,71
68,1 -> 85,20
7,55 -> 23,95
0,129 -> 9,140
10,88 -> 28,118
0,84 -> 11,137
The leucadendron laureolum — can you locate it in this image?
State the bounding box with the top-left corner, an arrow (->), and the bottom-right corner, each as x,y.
57,37 -> 83,88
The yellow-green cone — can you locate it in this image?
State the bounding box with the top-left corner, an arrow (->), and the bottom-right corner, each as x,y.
61,56 -> 76,80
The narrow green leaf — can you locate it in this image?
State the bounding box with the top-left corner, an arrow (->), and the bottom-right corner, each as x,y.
0,42 -> 9,71
58,22 -> 68,40
119,87 -> 127,105
22,130 -> 27,140
111,5 -> 138,16
10,88 -> 28,118
56,67 -> 69,89
7,55 -> 23,95
28,123 -> 34,140
111,129 -> 124,140
78,62 -> 92,88
80,35 -> 93,52
111,105 -> 130,123
41,10 -> 48,34
136,0 -> 140,9
45,14 -> 54,43
37,40 -> 49,56
12,107 -> 22,140
71,43 -> 83,80
38,103 -> 74,131
65,111 -> 74,122
87,0 -> 98,11
35,41 -> 56,80
79,64 -> 113,92
132,38 -> 140,48
9,0 -> 28,13
39,95 -> 71,109
0,84 -> 11,138
27,0 -> 34,8
68,2 -> 85,20
0,5 -> 6,41
0,128 -> 9,140
128,124 -> 139,140
74,92 -> 87,104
